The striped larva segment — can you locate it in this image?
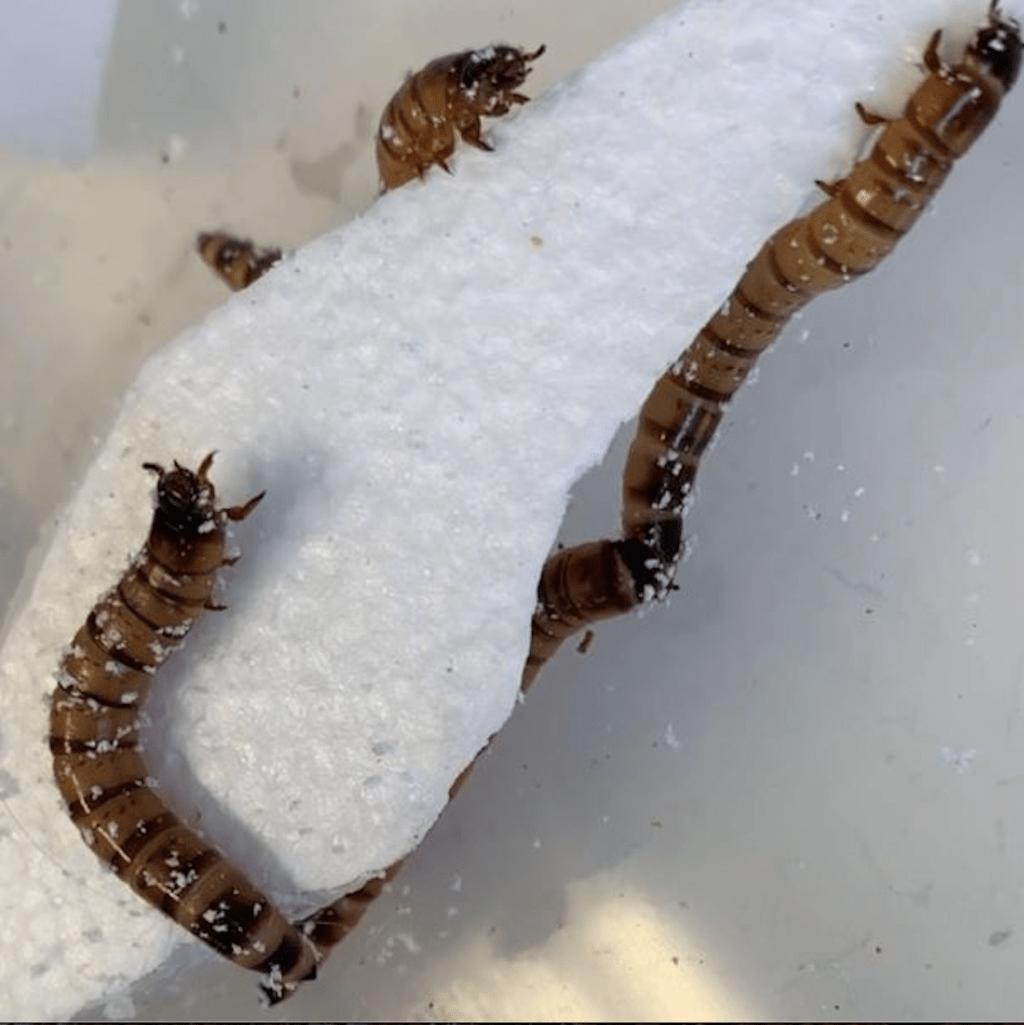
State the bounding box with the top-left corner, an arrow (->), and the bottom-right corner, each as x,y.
523,538 -> 646,690
197,231 -> 283,291
526,3 -> 1022,680
376,43 -> 545,191
48,454 -> 322,1004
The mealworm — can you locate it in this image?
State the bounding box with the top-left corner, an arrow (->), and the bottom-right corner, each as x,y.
526,2 -> 1022,681
622,1 -> 1021,588
375,43 -> 545,191
48,454 -> 322,1004
197,231 -> 283,291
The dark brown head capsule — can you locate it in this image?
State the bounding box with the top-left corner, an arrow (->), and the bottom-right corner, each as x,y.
972,1 -> 1023,90
457,44 -> 547,114
144,457 -> 217,534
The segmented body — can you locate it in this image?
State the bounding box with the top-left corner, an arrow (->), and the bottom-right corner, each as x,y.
524,537 -> 645,689
527,2 -> 1023,680
48,454 -> 321,1003
375,43 -> 545,191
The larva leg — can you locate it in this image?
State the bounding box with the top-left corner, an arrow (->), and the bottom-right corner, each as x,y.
457,111 -> 494,152
816,100 -> 894,195
854,100 -> 889,126
922,28 -> 944,74
196,450 -> 216,480
223,490 -> 266,522
430,129 -> 459,174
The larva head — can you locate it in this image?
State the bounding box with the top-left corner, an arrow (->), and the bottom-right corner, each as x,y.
197,231 -> 241,274
457,43 -> 545,116
973,2 -> 1023,91
143,455 -> 219,537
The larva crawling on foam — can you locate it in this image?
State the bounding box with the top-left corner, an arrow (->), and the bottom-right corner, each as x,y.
525,2 -> 1023,684
47,453 -> 326,1004
375,43 -> 546,191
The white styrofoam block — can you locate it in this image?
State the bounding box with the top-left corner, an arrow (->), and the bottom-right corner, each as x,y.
0,0 -> 990,1016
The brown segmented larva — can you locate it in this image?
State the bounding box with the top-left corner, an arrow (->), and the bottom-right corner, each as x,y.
621,1 -> 1022,589
376,43 -> 545,191
48,453 -> 323,1004
197,231 -> 283,291
525,2 -> 1023,683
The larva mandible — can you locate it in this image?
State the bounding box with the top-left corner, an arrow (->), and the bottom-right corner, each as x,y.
525,2 -> 1023,684
197,231 -> 283,291
48,454 -> 323,1004
375,43 -> 545,191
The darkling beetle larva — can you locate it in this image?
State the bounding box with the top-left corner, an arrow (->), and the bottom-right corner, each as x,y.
48,454 -> 325,1004
525,1 -> 1022,684
375,43 -> 546,191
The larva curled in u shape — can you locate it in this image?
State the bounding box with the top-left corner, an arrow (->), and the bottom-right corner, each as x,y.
375,43 -> 546,191
48,453 -> 326,1004
524,1 -> 1023,685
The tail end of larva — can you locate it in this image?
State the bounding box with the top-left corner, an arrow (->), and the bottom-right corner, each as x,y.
258,981 -> 291,1007
258,961 -> 317,1006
